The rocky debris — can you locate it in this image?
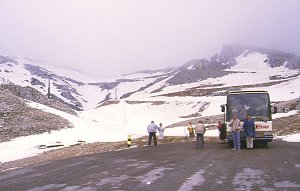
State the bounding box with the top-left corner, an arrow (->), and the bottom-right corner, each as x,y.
53,83 -> 78,101
273,113 -> 300,136
273,98 -> 300,113
0,87 -> 74,143
269,72 -> 300,80
0,55 -> 18,65
96,100 -> 120,108
160,80 -> 288,97
166,68 -> 232,85
0,84 -> 77,115
23,64 -> 49,78
89,79 -> 138,90
30,78 -> 46,87
64,77 -> 85,86
23,64 -> 84,110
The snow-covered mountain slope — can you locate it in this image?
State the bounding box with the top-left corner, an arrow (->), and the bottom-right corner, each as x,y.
1,65 -> 300,162
1,44 -> 300,162
1,45 -> 300,112
0,49 -> 99,110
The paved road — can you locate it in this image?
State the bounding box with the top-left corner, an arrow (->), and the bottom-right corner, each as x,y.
0,140 -> 300,191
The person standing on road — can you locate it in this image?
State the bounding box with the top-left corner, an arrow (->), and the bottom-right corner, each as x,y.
158,123 -> 165,143
147,121 -> 159,146
187,122 -> 195,142
229,114 -> 242,150
194,120 -> 206,149
217,120 -> 226,144
243,114 -> 256,149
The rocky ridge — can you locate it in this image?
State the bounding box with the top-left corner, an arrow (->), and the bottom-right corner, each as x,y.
0,85 -> 74,143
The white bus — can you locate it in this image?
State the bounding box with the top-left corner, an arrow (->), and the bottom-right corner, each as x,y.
221,91 -> 277,147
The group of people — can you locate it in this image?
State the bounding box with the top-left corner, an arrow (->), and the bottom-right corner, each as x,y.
229,114 -> 256,150
186,121 -> 206,149
147,120 -> 206,149
147,113 -> 256,150
146,121 -> 165,146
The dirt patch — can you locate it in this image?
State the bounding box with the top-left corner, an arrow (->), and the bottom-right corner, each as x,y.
0,136 -> 218,174
273,113 -> 300,136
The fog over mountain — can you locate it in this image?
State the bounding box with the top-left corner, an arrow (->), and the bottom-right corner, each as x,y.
0,0 -> 299,77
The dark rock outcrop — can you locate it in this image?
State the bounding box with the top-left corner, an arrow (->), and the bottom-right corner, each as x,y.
0,84 -> 78,115
0,55 -> 18,65
0,88 -> 74,142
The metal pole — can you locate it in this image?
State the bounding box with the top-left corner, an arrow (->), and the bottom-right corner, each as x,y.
47,75 -> 50,98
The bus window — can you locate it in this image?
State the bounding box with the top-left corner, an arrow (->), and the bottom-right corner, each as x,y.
227,93 -> 271,121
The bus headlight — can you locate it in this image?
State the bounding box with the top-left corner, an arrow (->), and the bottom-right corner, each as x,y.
264,132 -> 272,136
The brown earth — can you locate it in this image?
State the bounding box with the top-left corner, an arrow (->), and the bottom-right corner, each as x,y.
0,136 -> 218,174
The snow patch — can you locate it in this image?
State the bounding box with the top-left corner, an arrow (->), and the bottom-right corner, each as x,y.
187,65 -> 194,70
178,169 -> 205,191
272,110 -> 298,119
233,168 -> 266,191
95,175 -> 129,186
232,52 -> 270,71
136,167 -> 173,184
274,181 -> 300,188
27,184 -> 66,191
282,134 -> 300,142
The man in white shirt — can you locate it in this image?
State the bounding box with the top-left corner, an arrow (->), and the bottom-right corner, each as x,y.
194,120 -> 206,149
147,121 -> 159,146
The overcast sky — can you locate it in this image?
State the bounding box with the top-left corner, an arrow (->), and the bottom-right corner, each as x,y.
1,0 -> 300,77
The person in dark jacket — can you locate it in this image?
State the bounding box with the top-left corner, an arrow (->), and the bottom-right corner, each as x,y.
217,120 -> 226,144
243,114 -> 256,149
147,121 -> 159,146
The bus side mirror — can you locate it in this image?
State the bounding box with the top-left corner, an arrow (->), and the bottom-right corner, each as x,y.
273,106 -> 277,114
221,105 -> 225,112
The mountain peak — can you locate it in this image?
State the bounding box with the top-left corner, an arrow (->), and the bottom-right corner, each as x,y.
219,44 -> 300,69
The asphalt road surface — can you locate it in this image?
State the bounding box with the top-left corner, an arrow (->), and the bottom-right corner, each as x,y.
0,139 -> 300,191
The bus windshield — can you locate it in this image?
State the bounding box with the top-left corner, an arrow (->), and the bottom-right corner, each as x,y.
227,93 -> 271,121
